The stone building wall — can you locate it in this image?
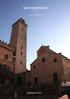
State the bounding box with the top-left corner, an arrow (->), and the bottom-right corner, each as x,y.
0,41 -> 14,71
30,46 -> 64,86
62,55 -> 70,81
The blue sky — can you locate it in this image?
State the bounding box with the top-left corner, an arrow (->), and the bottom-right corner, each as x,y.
0,0 -> 70,69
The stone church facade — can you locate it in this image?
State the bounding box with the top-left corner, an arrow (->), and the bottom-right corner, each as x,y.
26,46 -> 70,87
31,46 -> 64,86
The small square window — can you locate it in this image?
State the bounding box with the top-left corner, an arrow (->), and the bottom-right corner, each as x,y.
54,58 -> 57,63
42,58 -> 45,62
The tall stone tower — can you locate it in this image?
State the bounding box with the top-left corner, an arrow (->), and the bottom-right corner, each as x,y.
10,18 -> 27,73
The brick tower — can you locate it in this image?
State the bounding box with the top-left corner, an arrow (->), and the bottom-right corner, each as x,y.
10,18 -> 27,73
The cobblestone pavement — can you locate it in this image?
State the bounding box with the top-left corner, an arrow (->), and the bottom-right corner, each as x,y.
0,94 -> 68,99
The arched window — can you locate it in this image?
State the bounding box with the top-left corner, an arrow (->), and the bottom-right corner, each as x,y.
17,77 -> 22,85
20,61 -> 22,64
34,77 -> 38,84
13,50 -> 16,56
21,52 -> 22,55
